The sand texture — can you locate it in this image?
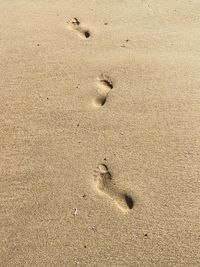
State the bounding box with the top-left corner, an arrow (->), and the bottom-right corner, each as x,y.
1,0 -> 200,266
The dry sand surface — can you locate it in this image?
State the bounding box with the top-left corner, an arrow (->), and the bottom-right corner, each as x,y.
1,0 -> 200,266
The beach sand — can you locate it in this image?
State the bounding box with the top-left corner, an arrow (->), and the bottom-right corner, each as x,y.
0,0 -> 200,266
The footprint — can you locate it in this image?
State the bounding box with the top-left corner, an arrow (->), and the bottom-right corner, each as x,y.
67,18 -> 91,39
93,75 -> 113,107
93,164 -> 134,211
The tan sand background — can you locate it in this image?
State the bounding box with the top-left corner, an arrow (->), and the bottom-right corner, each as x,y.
0,0 -> 200,266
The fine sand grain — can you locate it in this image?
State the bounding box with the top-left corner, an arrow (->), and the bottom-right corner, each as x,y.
1,0 -> 200,266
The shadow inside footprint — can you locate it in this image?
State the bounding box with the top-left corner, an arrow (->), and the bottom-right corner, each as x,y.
124,194 -> 134,209
67,18 -> 91,39
94,164 -> 134,211
84,31 -> 91,38
100,79 -> 113,89
93,75 -> 113,107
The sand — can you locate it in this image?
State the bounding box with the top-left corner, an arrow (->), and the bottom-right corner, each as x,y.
1,0 -> 200,266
